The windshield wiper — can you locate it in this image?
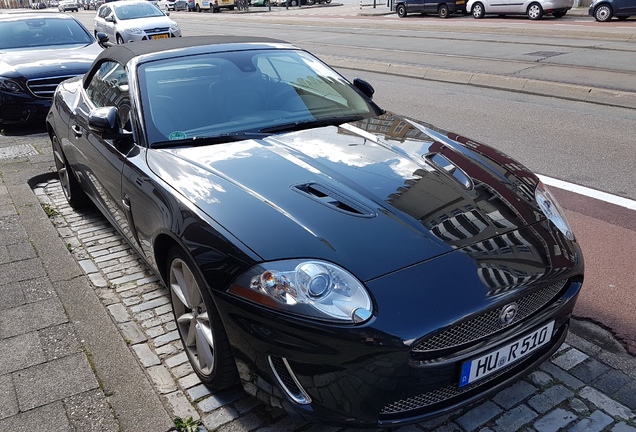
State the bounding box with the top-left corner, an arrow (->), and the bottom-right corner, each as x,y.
258,115 -> 364,134
152,132 -> 269,149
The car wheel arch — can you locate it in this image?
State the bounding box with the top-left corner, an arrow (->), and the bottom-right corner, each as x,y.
593,3 -> 613,21
153,233 -> 181,284
527,2 -> 543,19
49,128 -> 91,209
396,2 -> 407,17
471,2 -> 485,18
438,3 -> 449,17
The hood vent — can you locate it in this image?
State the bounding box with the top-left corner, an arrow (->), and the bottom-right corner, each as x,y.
293,182 -> 376,218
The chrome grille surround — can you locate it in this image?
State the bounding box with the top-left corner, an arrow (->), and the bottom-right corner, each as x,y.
27,75 -> 76,99
144,26 -> 170,34
268,355 -> 312,405
412,279 -> 567,353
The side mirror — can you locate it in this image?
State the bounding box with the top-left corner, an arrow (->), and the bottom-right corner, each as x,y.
105,15 -> 115,22
88,106 -> 132,140
96,32 -> 112,48
353,78 -> 375,100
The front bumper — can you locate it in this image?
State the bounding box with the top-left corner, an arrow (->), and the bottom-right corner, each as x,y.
215,274 -> 582,427
0,91 -> 50,126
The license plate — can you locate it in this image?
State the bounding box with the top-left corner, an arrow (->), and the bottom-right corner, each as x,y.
459,321 -> 554,388
151,34 -> 169,39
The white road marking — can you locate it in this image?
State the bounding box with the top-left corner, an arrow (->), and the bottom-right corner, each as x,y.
538,174 -> 636,211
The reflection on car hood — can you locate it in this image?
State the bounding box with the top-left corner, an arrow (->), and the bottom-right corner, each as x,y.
0,44 -> 102,79
148,112 -> 548,281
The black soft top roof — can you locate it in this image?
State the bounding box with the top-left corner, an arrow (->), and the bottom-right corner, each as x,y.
93,36 -> 290,67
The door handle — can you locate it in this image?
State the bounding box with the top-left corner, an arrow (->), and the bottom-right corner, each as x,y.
72,124 -> 82,138
122,195 -> 131,212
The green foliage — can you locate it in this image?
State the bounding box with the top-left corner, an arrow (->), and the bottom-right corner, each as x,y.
173,417 -> 202,432
41,203 -> 59,217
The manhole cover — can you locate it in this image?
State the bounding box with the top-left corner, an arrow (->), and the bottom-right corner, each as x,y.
0,144 -> 38,160
525,51 -> 566,58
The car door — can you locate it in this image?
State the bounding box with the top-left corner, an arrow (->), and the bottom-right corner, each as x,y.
615,0 -> 636,15
95,5 -> 114,39
70,60 -> 135,244
486,0 -> 512,14
404,0 -> 426,13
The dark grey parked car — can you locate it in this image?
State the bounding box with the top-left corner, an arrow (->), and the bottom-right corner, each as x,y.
395,0 -> 466,17
589,0 -> 636,20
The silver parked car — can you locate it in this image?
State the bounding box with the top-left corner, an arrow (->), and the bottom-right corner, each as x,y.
58,0 -> 79,11
94,0 -> 181,44
466,0 -> 572,19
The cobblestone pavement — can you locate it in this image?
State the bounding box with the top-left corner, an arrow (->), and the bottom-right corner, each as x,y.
28,163 -> 636,431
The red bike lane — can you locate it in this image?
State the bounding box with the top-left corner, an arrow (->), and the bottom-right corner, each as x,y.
552,187 -> 636,356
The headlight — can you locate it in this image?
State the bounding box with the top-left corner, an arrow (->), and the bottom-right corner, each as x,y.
230,260 -> 373,324
124,28 -> 144,35
535,181 -> 574,241
0,77 -> 25,94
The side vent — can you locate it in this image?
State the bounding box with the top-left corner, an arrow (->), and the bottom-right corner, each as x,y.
268,356 -> 312,405
292,183 -> 375,218
425,153 -> 473,190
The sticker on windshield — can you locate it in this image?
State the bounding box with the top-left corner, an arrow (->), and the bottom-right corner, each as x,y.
169,131 -> 187,140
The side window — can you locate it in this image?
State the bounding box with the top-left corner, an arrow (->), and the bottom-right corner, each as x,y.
86,61 -> 131,128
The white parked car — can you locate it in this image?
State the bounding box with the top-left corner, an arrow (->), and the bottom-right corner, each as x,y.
158,0 -> 176,9
58,0 -> 79,11
94,0 -> 181,44
466,0 -> 572,19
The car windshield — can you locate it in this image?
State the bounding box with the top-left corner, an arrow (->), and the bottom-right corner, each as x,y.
0,17 -> 92,49
138,48 -> 382,147
113,3 -> 166,19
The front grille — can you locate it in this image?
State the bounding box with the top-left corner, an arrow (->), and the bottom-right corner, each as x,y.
145,27 -> 169,34
380,358 -> 514,416
27,75 -> 76,98
412,279 -> 567,353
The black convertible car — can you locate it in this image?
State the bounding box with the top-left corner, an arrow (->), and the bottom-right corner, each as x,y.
46,36 -> 584,427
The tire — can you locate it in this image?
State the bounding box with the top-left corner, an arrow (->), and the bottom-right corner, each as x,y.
51,132 -> 90,209
527,2 -> 543,19
438,3 -> 449,17
396,3 -> 406,17
306,0 -> 314,4
552,10 -> 566,17
116,34 -> 125,44
593,4 -> 612,21
471,2 -> 484,18
195,3 -> 200,11
167,246 -> 237,388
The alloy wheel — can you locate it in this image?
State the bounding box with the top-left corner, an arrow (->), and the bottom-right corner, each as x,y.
169,258 -> 215,376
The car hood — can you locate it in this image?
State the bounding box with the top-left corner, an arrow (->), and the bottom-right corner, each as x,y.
147,113 -> 547,281
0,43 -> 101,79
